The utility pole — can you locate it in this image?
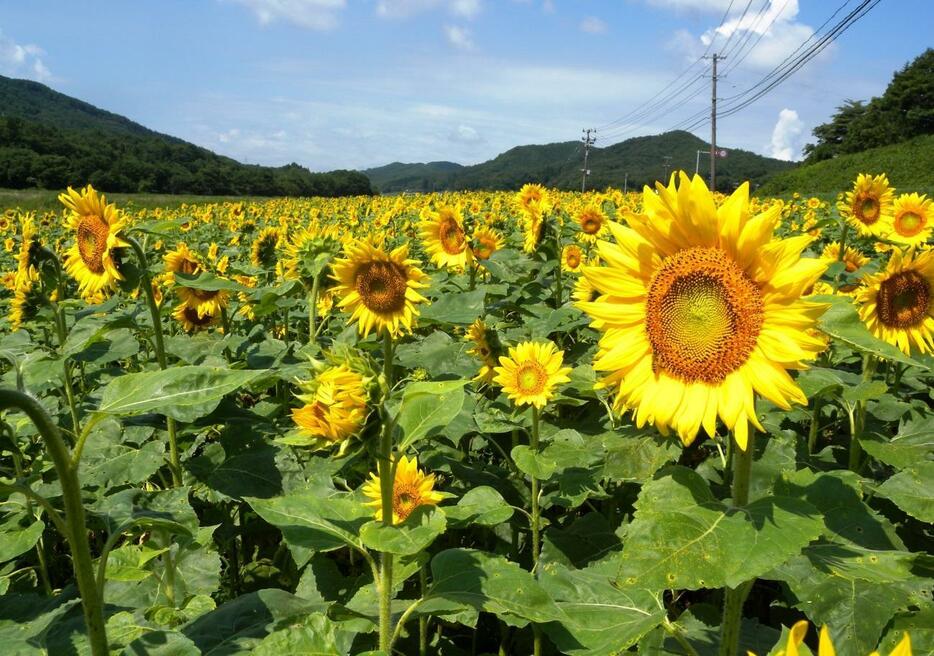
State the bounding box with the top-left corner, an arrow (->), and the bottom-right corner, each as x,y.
704,53 -> 723,192
662,155 -> 672,182
623,173 -> 628,194
581,128 -> 596,192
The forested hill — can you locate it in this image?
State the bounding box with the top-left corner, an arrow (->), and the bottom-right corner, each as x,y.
364,131 -> 795,193
0,75 -> 373,197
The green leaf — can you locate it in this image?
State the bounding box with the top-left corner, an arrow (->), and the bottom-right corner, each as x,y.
420,290 -> 485,325
97,366 -> 264,422
841,380 -> 888,404
874,461 -> 934,523
397,380 -> 467,450
540,559 -> 666,656
247,493 -> 368,558
599,430 -> 682,484
877,607 -> 934,656
814,294 -> 926,368
861,417 -> 934,469
511,445 -> 557,480
425,548 -> 563,625
445,486 -> 514,527
395,331 -> 478,379
614,467 -> 824,590
0,516 -> 44,564
90,487 -> 198,537
253,613 -> 353,656
174,271 -> 248,292
359,506 -> 446,555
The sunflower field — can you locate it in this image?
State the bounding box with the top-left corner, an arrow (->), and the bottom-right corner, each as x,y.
0,172 -> 931,656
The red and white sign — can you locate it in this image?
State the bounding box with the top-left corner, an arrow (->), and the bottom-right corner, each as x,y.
717,149 -> 728,158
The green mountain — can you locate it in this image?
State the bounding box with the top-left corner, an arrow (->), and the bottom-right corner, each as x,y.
758,133 -> 934,196
0,75 -> 372,197
364,131 -> 794,193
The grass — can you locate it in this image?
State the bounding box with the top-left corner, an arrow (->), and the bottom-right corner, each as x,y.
758,134 -> 934,196
0,189 -> 267,213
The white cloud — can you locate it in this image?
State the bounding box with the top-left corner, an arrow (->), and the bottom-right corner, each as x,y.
644,0 -> 734,12
450,124 -> 482,143
376,0 -> 482,19
229,0 -> 346,30
0,30 -> 52,81
580,16 -> 608,34
769,108 -> 803,160
443,25 -> 474,50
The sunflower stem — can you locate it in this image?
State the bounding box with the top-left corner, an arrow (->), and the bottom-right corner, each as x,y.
807,395 -> 823,454
53,302 -> 82,437
124,235 -> 182,487
419,563 -> 429,656
308,273 -> 320,345
849,354 -> 877,472
530,405 -> 543,656
378,329 -> 395,654
0,389 -> 108,656
553,220 -> 563,309
718,431 -> 755,656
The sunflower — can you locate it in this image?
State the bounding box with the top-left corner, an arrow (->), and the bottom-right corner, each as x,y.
521,209 -> 544,254
839,173 -> 894,237
806,197 -> 822,210
172,303 -> 219,332
420,205 -> 471,270
576,205 -> 607,242
284,224 -> 341,288
562,244 -> 584,272
362,455 -> 443,524
9,268 -> 43,330
331,239 -> 429,338
821,242 -> 869,274
466,318 -> 498,384
578,173 -> 828,450
572,273 -> 599,303
752,620 -> 912,656
251,226 -> 282,269
290,365 -> 369,451
165,243 -> 230,318
517,183 -> 550,214
472,226 -> 504,260
15,214 -> 42,287
857,248 -> 934,355
58,185 -> 129,297
493,340 -> 571,409
889,193 -> 932,246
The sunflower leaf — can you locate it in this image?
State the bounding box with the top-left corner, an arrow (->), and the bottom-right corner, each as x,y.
359,506 -> 446,556
396,380 -> 468,450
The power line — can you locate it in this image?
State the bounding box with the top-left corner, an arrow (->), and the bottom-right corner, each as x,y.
581,129 -> 596,192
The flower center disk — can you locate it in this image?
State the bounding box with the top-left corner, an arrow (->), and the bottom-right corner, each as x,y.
515,361 -> 547,395
438,218 -> 466,255
356,260 -> 408,313
646,247 -> 764,384
877,270 -> 930,328
77,214 -> 110,274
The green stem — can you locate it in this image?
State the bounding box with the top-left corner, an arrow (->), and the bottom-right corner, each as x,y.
9,447 -> 52,594
664,618 -> 701,656
124,235 -> 181,486
419,564 -> 429,656
53,304 -> 81,437
378,330 -> 395,654
0,390 -> 108,656
308,273 -> 320,345
468,261 -> 477,292
530,405 -> 542,656
718,432 -> 755,656
553,222 -> 563,308
807,396 -> 822,454
834,219 -> 849,290
850,354 -> 876,472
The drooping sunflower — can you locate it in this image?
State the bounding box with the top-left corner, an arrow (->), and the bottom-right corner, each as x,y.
472,226 -> 504,260
9,268 -> 43,331
572,273 -> 599,303
466,318 -> 498,384
251,226 -> 282,269
284,224 -> 341,288
493,340 -> 571,409
331,240 -> 429,338
58,185 -> 129,297
839,173 -> 894,237
15,214 -> 42,287
576,205 -> 607,242
821,242 -> 869,274
164,242 -> 230,318
362,455 -> 443,525
172,303 -> 219,332
888,192 -> 932,246
562,244 -> 584,272
578,173 -> 828,450
857,247 -> 934,355
290,364 -> 369,451
420,205 -> 471,270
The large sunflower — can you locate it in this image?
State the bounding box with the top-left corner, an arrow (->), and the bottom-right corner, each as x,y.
362,455 -> 443,525
58,185 -> 128,297
889,192 -> 932,247
420,206 -> 471,270
331,240 -> 429,337
493,340 -> 571,409
839,173 -> 894,237
578,173 -> 828,450
857,248 -> 934,355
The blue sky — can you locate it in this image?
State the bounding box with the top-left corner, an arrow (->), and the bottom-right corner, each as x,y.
0,0 -> 928,171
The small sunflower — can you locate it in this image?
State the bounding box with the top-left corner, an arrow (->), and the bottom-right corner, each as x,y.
889,192 -> 932,246
58,185 -> 129,298
251,226 -> 282,269
165,243 -> 230,318
839,173 -> 894,237
290,364 -> 369,451
331,240 -> 429,338
821,242 -> 869,274
420,206 -> 471,270
576,205 -> 607,242
857,248 -> 934,355
9,268 -> 43,331
472,226 -> 504,260
751,620 -> 912,656
362,455 -> 443,525
284,224 -> 341,288
466,318 -> 498,384
15,214 -> 42,287
517,183 -> 550,214
172,303 -> 219,332
578,173 -> 828,450
493,340 -> 571,409
562,244 -> 584,272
